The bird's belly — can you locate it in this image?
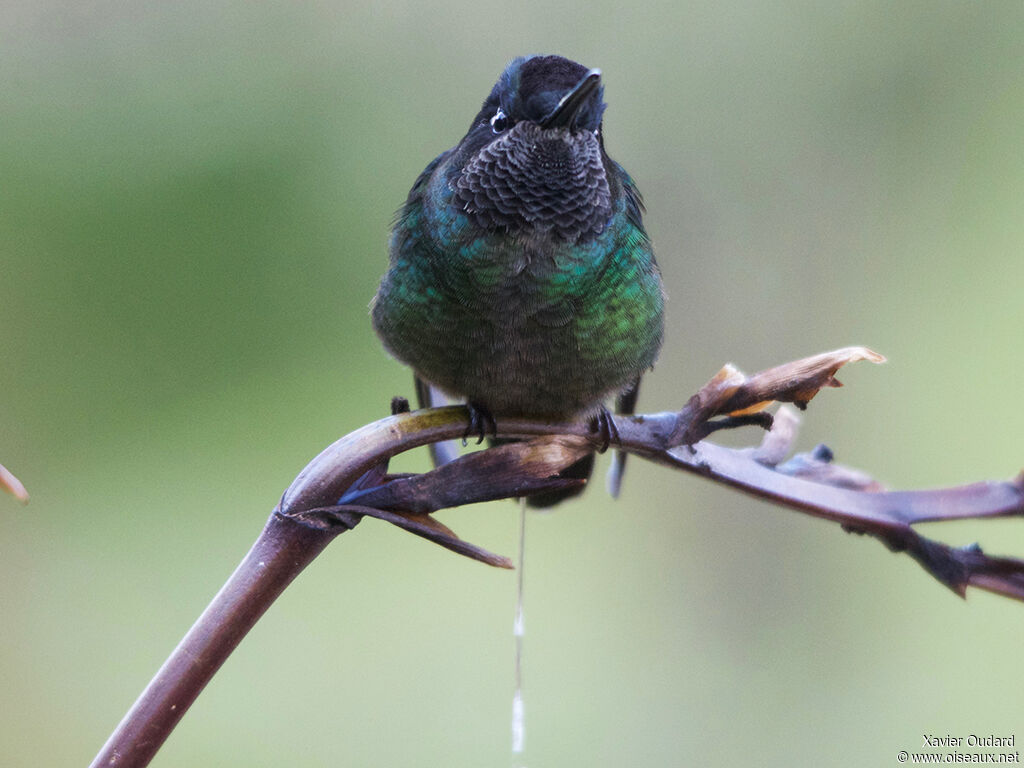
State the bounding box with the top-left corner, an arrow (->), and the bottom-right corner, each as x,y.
382,291 -> 645,418
439,322 -> 602,417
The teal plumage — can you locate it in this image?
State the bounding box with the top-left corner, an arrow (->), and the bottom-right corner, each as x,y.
372,55 -> 664,501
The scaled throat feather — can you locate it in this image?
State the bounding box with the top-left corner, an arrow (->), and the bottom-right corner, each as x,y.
454,122 -> 612,242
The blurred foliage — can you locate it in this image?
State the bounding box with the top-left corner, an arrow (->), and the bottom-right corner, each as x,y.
1,1 -> 1022,766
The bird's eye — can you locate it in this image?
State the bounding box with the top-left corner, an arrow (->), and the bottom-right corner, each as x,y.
490,108 -> 508,133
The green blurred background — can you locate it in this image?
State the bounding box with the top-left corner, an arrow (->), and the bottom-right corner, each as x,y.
2,1 -> 1022,766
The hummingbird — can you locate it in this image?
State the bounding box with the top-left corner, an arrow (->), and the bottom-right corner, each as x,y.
371,54 -> 665,505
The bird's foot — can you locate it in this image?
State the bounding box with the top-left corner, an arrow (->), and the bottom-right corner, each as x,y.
390,396 -> 411,415
463,401 -> 497,445
588,407 -> 620,454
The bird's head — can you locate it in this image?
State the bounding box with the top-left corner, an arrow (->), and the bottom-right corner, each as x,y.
482,55 -> 605,133
450,55 -> 612,240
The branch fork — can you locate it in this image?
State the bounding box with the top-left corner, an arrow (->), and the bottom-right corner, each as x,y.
89,346 -> 1024,768
274,345 -> 1024,599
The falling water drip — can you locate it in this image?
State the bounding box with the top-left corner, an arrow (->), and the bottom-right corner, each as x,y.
511,497 -> 527,763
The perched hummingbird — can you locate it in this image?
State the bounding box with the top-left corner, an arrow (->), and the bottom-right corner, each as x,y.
372,54 -> 664,504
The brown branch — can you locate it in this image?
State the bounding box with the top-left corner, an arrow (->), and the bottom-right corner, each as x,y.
277,346 -> 1024,599
89,512 -> 351,768
89,346 -> 1024,768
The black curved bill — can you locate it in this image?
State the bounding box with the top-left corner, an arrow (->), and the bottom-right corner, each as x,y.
539,68 -> 602,129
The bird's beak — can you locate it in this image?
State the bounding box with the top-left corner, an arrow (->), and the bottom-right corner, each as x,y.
539,68 -> 602,130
